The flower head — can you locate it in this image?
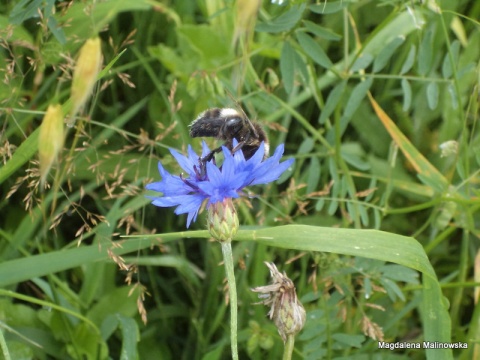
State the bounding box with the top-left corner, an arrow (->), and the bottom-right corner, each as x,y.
146,140 -> 294,228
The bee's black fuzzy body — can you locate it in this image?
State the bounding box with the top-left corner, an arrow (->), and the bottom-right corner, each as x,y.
189,108 -> 269,168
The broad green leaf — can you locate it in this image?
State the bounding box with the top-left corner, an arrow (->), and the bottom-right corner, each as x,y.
298,137 -> 315,154
343,78 -> 373,121
357,198 -> 370,228
9,0 -> 43,24
341,175 -> 348,198
457,61 -> 475,79
328,193 -> 339,215
328,158 -> 340,215
101,315 -> 119,340
45,1 -> 66,44
447,83 -> 458,109
442,40 -> 460,78
401,78 -> 412,111
374,209 -> 381,229
365,177 -> 377,202
68,322 -> 109,359
280,41 -> 295,94
315,198 -> 325,212
293,48 -> 309,81
381,264 -> 420,284
380,277 -> 405,302
340,143 -> 369,171
296,31 -> 333,69
358,204 -> 369,226
117,315 -> 140,360
373,36 -> 405,73
400,45 -> 416,74
350,53 -> 374,72
426,82 -> 439,110
418,25 -> 435,76
256,4 -> 305,33
306,156 -> 321,194
319,80 -> 346,124
302,20 -> 342,41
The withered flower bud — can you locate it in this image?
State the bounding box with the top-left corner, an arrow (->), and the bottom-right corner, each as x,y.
251,262 -> 306,342
39,104 -> 64,184
207,198 -> 239,242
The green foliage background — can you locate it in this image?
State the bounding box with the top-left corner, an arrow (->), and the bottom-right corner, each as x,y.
0,0 -> 479,359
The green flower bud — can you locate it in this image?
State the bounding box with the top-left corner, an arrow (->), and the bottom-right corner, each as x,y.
207,198 -> 239,242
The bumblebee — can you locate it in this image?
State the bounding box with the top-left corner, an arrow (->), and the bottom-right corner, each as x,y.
189,108 -> 269,174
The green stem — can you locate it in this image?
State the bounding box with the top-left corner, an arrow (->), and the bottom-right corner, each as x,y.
0,329 -> 11,360
283,335 -> 295,360
221,241 -> 239,360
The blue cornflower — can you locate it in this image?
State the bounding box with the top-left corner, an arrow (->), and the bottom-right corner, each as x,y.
146,140 -> 294,228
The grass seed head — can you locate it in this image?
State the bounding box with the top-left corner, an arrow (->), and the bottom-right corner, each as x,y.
39,104 -> 64,185
69,37 -> 102,121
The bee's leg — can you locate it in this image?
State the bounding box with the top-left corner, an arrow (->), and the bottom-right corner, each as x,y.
196,146 -> 222,178
231,134 -> 249,155
230,141 -> 245,156
202,146 -> 222,163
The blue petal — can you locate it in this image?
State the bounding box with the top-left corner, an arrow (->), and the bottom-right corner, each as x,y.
187,145 -> 199,164
146,180 -> 187,195
145,163 -> 192,195
170,148 -> 195,175
221,146 -> 236,179
248,141 -> 265,165
242,142 -> 265,174
175,194 -> 205,228
201,141 -> 211,158
248,160 -> 282,184
250,158 -> 294,185
148,195 -> 183,207
174,194 -> 205,215
204,161 -> 222,186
